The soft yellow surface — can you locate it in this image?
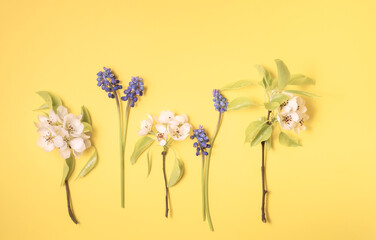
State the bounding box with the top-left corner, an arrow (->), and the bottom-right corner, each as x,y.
1,0 -> 375,239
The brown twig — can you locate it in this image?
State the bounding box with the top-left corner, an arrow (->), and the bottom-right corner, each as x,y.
162,150 -> 169,218
65,180 -> 78,224
261,110 -> 271,223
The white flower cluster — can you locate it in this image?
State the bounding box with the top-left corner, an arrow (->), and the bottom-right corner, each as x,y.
35,106 -> 91,159
138,110 -> 191,146
277,94 -> 309,134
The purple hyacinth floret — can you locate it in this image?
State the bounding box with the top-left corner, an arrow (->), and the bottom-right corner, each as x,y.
190,125 -> 211,156
121,76 -> 144,107
212,89 -> 228,112
96,67 -> 123,99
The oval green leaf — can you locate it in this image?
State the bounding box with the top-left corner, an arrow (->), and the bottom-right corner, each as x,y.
271,94 -> 289,104
146,148 -> 152,177
76,147 -> 98,178
284,89 -> 319,97
279,132 -> 302,147
227,97 -> 255,111
83,122 -> 92,133
275,59 -> 290,89
288,74 -> 315,85
220,80 -> 252,91
245,120 -> 265,143
61,155 -> 75,185
167,157 -> 184,187
81,105 -> 92,125
251,125 -> 273,147
264,102 -> 280,111
131,136 -> 154,164
36,91 -> 63,111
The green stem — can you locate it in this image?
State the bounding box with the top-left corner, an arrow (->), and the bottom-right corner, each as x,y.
114,93 -> 125,208
201,151 -> 206,221
204,112 -> 223,231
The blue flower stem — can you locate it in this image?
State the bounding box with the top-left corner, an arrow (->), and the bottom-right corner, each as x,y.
201,151 -> 206,221
114,93 -> 125,208
205,112 -> 223,231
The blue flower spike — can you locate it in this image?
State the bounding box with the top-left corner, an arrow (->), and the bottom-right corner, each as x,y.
96,67 -> 123,98
212,89 -> 228,113
121,76 -> 144,107
191,125 -> 211,156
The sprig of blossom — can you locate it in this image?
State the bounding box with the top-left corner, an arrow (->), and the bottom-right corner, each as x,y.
222,59 -> 316,223
96,67 -> 146,208
35,91 -> 97,224
132,110 -> 191,218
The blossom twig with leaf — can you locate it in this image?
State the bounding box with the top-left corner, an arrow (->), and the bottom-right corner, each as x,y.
225,59 -> 317,223
130,111 -> 190,218
97,68 -> 145,208
34,91 -> 98,224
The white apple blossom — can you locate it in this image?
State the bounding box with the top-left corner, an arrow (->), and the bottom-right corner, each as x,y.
36,106 -> 91,159
138,114 -> 153,136
277,94 -> 309,133
168,122 -> 191,141
158,111 -> 175,124
277,111 -> 300,130
63,113 -> 84,138
155,124 -> 168,146
294,112 -> 309,134
170,114 -> 188,125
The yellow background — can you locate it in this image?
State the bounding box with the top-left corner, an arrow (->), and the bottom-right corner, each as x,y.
0,0 -> 375,239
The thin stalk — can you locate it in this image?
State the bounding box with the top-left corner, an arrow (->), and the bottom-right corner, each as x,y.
65,180 -> 78,224
162,149 -> 169,218
261,141 -> 267,223
122,101 -> 131,150
201,151 -> 206,221
261,110 -> 271,223
114,93 -> 125,208
204,112 -> 223,231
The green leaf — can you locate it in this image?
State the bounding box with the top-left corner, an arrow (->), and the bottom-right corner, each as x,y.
284,89 -> 319,97
271,94 -> 289,104
167,156 -> 184,187
220,80 -> 252,91
266,137 -> 271,150
279,132 -> 302,147
275,59 -> 290,89
146,148 -> 152,177
76,147 -> 98,178
61,155 -> 75,185
33,103 -> 50,111
131,136 -> 154,164
36,91 -> 62,111
245,121 -> 265,143
264,102 -> 280,111
251,125 -> 273,147
81,105 -> 92,125
255,65 -> 273,88
83,122 -> 92,133
288,74 -> 315,85
227,97 -> 255,111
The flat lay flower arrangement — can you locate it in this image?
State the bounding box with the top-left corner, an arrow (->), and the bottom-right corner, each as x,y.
131,111 -> 190,218
221,59 -> 316,223
34,91 -> 97,224
96,67 -> 145,208
33,59 -> 315,229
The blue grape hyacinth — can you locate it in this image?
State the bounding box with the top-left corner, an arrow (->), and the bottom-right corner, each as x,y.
121,76 -> 144,107
97,67 -> 123,98
212,89 -> 228,112
190,125 -> 211,156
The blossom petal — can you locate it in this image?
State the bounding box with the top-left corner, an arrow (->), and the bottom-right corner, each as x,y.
156,124 -> 167,133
